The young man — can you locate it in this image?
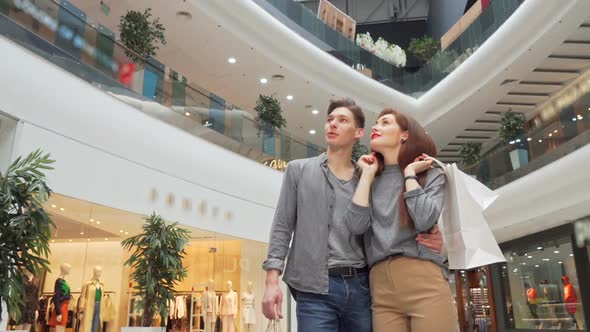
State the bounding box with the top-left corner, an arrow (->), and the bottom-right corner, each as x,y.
262,98 -> 443,331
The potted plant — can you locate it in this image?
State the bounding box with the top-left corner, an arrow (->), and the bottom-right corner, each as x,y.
408,35 -> 440,65
119,8 -> 166,64
254,95 -> 287,138
459,142 -> 481,167
119,8 -> 166,93
0,150 -> 55,331
499,111 -> 528,170
352,141 -> 369,161
121,213 -> 189,331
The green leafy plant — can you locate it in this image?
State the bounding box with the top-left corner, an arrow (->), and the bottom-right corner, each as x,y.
408,35 -> 440,64
499,112 -> 526,143
119,8 -> 166,64
352,141 -> 369,161
459,142 -> 482,167
0,150 -> 55,323
121,213 -> 189,327
254,95 -> 287,136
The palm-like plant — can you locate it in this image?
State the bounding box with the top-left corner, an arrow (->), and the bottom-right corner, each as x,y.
121,213 -> 190,327
0,150 -> 55,325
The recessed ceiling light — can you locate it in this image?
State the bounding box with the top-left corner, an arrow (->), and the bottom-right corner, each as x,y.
527,138 -> 532,141
125,232 -> 129,235
87,238 -> 90,241
312,109 -> 319,115
558,261 -> 563,264
572,118 -> 577,121
538,139 -> 543,143
120,230 -> 124,233
185,112 -> 190,116
80,232 -> 84,235
68,239 -> 72,242
570,254 -> 574,257
60,208 -> 65,211
578,116 -> 583,119
549,133 -> 553,137
515,139 -> 521,143
554,250 -> 559,254
528,256 -> 533,259
535,265 -> 539,268
90,218 -> 94,222
96,221 -> 101,225
286,95 -> 294,101
554,130 -> 558,133
51,240 -> 55,243
309,129 -> 316,135
260,78 -> 268,84
537,246 -> 543,250
51,204 -> 57,208
509,141 -> 515,145
104,238 -> 108,241
227,57 -> 237,64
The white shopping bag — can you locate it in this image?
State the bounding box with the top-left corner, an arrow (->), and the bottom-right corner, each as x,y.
431,159 -> 505,270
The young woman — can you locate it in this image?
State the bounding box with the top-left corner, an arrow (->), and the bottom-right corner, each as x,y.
344,108 -> 457,332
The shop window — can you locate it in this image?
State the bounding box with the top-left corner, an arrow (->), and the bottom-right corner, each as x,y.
498,234 -> 586,330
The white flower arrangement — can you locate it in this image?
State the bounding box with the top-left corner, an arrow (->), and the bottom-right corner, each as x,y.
355,32 -> 406,68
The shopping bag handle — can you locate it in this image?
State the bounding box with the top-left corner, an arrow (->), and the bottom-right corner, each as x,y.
427,157 -> 448,170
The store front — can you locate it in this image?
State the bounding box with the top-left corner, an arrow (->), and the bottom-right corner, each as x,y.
453,267 -> 498,332
491,223 -> 590,331
6,193 -> 287,332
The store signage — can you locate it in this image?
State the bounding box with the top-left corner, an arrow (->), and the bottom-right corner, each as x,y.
263,158 -> 288,171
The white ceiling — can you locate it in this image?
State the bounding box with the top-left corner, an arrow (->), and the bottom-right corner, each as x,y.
67,0 -> 368,147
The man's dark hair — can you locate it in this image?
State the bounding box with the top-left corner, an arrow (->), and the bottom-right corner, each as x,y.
327,97 -> 365,129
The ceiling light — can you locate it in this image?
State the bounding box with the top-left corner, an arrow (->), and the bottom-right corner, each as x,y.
227,57 -> 236,64
51,204 -> 57,208
521,263 -> 526,265
51,240 -> 55,243
125,232 -> 129,235
572,118 -> 577,121
527,138 -> 532,141
513,269 -> 518,272
570,254 -> 574,257
104,238 -> 108,241
537,246 -> 543,250
312,109 -> 319,115
509,140 -> 515,145
528,256 -> 533,259
502,266 -> 506,269
120,230 -> 124,233
515,139 -> 521,143
80,232 -> 84,235
90,218 -> 94,222
535,265 -> 539,268
558,261 -> 563,264
60,208 -> 65,211
259,78 -> 268,84
309,129 -> 316,135
554,130 -> 558,133
96,221 -> 101,225
538,139 -> 542,143
87,238 -> 90,241
185,112 -> 190,116
554,250 -> 559,254
549,133 -> 553,137
578,116 -> 583,119
286,95 -> 294,101
68,239 -> 72,242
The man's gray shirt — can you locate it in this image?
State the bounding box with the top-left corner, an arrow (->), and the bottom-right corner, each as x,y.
262,153 -> 365,294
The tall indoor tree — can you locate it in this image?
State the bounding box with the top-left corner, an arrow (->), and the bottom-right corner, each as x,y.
0,150 -> 55,329
121,213 -> 190,327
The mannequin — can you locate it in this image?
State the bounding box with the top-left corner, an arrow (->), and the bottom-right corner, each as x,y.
15,269 -> 39,332
203,279 -> 217,332
79,266 -> 105,332
241,281 -> 256,332
562,275 -> 578,328
49,263 -> 72,332
220,280 -> 238,332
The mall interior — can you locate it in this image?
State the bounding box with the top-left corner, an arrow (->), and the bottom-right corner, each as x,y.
0,0 -> 589,331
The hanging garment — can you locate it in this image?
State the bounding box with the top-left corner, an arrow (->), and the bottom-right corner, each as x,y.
101,294 -> 116,323
175,296 -> 187,319
19,276 -> 40,324
241,292 -> 256,325
78,281 -> 104,332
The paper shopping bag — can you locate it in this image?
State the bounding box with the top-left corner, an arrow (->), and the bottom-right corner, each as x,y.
265,319 -> 282,332
432,159 -> 506,270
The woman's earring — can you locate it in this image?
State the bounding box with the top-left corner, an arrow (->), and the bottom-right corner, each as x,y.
401,138 -> 406,143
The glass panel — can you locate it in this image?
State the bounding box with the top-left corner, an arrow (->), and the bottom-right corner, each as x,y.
262,0 -> 522,94
0,0 -> 325,170
0,112 -> 17,173
499,236 -> 586,330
